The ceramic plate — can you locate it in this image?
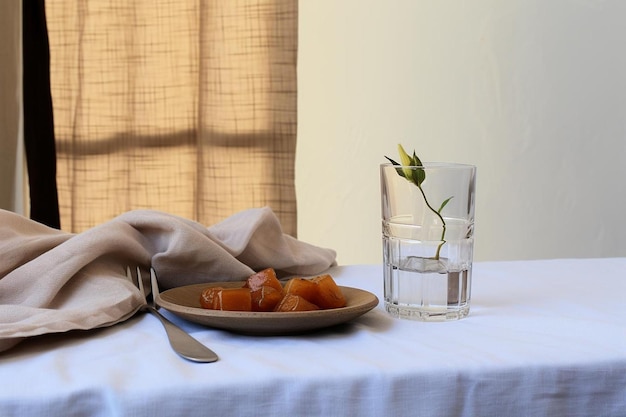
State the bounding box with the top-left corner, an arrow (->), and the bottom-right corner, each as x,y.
156,281 -> 379,335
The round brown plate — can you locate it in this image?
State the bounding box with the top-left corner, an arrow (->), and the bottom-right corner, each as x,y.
156,281 -> 379,335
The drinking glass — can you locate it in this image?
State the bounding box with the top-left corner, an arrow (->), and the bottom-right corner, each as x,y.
381,163 -> 476,321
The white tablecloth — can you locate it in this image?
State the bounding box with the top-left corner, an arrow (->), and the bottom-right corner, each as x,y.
1,258 -> 625,417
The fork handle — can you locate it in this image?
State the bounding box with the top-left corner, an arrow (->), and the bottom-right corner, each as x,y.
145,306 -> 219,363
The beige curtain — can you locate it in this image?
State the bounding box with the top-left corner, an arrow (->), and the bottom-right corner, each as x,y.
45,0 -> 298,236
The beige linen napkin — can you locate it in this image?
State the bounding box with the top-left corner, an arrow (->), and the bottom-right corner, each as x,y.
0,207 -> 336,353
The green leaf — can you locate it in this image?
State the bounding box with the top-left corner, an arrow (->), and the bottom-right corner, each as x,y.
409,150 -> 426,185
384,156 -> 406,178
397,144 -> 425,186
411,167 -> 425,186
437,196 -> 453,213
397,144 -> 413,166
384,156 -> 400,166
413,152 -> 426,185
397,144 -> 415,182
412,151 -> 423,167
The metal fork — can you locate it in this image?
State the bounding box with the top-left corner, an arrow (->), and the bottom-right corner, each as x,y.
126,266 -> 219,363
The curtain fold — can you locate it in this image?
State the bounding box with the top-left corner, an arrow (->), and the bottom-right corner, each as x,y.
23,0 -> 60,228
44,0 -> 298,235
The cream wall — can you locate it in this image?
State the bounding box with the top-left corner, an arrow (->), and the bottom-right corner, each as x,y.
296,0 -> 626,264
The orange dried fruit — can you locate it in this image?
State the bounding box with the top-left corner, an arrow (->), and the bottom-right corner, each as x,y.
199,271 -> 347,312
274,294 -> 320,312
204,287 -> 252,311
311,274 -> 347,309
244,268 -> 283,293
199,286 -> 223,309
283,278 -> 318,303
251,286 -> 284,312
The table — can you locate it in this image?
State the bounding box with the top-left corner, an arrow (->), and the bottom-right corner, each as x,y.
1,258 -> 625,416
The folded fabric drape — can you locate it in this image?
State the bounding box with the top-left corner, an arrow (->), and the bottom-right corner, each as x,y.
0,207 -> 336,353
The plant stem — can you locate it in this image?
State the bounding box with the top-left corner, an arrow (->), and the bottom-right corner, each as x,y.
417,185 -> 447,260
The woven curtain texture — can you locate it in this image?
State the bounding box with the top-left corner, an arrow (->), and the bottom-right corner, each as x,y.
45,0 -> 298,236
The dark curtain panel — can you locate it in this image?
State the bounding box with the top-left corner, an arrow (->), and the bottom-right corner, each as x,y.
23,0 -> 60,228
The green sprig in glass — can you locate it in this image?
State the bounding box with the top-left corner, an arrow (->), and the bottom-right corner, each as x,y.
385,144 -> 453,260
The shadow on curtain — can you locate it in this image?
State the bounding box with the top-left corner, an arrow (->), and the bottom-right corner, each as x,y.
37,0 -> 298,236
